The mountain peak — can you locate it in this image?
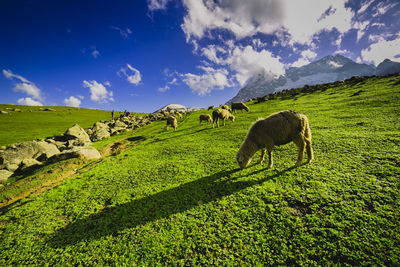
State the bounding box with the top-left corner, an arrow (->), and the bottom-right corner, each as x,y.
225,55 -> 378,104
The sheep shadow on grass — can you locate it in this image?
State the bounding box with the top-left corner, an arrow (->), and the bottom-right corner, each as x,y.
48,166 -> 293,247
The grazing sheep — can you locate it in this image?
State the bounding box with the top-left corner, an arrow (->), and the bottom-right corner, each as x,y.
231,102 -> 250,113
236,110 -> 313,169
165,116 -> 178,131
212,109 -> 235,128
220,105 -> 232,112
207,106 -> 214,110
199,114 -> 212,125
254,96 -> 267,104
175,112 -> 183,120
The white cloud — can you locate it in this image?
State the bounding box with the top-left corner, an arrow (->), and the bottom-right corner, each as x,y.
181,0 -> 353,45
291,49 -> 317,67
2,69 -> 43,101
228,45 -> 285,85
147,0 -> 170,11
91,46 -> 100,59
17,97 -> 43,106
373,1 -> 398,16
181,66 -> 232,96
118,64 -> 142,85
110,26 -> 132,39
201,44 -> 285,85
291,58 -> 312,68
64,96 -> 82,107
361,35 -> 400,64
104,81 -> 111,87
158,78 -> 178,92
83,80 -> 114,103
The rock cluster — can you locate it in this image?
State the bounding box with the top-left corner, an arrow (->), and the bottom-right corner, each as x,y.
0,113 -> 170,186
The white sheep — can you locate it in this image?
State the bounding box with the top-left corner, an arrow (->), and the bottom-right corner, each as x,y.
236,110 -> 313,168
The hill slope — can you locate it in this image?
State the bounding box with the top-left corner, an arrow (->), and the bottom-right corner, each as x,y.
0,74 -> 399,265
0,105 -> 115,147
226,55 -> 400,104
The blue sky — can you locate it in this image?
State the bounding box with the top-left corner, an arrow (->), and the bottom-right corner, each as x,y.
1,0 -> 399,112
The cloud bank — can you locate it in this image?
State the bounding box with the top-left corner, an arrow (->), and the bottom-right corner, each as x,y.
2,69 -> 44,105
83,80 -> 114,103
64,96 -> 82,107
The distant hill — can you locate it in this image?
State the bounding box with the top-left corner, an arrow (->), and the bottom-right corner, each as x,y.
154,104 -> 201,113
226,55 -> 400,104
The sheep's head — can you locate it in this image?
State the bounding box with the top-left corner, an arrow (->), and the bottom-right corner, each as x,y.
229,115 -> 235,122
244,106 -> 250,112
236,151 -> 252,169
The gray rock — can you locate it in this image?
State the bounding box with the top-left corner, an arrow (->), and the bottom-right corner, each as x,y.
90,122 -> 110,141
19,158 -> 42,171
49,146 -> 101,161
0,169 -> 13,184
0,111 -> 9,114
0,140 -> 60,169
64,124 -> 92,146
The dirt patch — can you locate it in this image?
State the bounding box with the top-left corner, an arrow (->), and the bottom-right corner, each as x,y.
100,135 -> 146,157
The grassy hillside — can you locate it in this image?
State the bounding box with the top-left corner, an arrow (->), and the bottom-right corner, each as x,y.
1,75 -> 399,265
0,105 -> 114,147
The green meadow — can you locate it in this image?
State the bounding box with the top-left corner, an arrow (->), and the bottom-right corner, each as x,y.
0,74 -> 399,265
0,105 -> 118,147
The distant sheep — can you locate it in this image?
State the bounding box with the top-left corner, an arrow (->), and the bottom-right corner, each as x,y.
165,116 -> 178,131
254,96 -> 267,104
212,109 -> 235,128
220,105 -> 232,112
236,110 -> 313,169
231,102 -> 250,113
175,112 -> 183,120
208,106 -> 214,110
199,114 -> 212,125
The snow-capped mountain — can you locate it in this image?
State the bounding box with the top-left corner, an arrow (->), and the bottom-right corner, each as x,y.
154,104 -> 201,113
226,55 -> 398,104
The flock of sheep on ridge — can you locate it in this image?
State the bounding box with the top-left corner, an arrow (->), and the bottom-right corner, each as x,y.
162,102 -> 314,169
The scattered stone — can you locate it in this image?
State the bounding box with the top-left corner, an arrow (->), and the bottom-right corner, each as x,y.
43,108 -> 56,112
0,140 -> 60,170
13,108 -> 22,112
0,111 -> 9,114
19,158 -> 42,172
64,124 -> 91,146
49,146 -> 101,161
0,169 -> 13,184
90,122 -> 110,141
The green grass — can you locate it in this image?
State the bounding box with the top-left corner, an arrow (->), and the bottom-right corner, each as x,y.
0,105 -> 114,147
0,75 -> 400,265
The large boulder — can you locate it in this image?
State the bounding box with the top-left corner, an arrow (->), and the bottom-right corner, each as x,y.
0,169 -> 13,184
64,124 -> 91,146
49,146 -> 101,161
0,141 -> 60,170
90,122 -> 110,141
18,158 -> 42,172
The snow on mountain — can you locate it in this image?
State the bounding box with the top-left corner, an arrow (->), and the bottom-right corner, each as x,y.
226,55 -> 381,104
275,73 -> 339,92
154,104 -> 201,113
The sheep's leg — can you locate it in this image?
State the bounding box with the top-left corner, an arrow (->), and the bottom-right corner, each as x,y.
259,148 -> 266,164
294,138 -> 305,167
267,150 -> 273,168
305,139 -> 313,163
223,118 -> 226,126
